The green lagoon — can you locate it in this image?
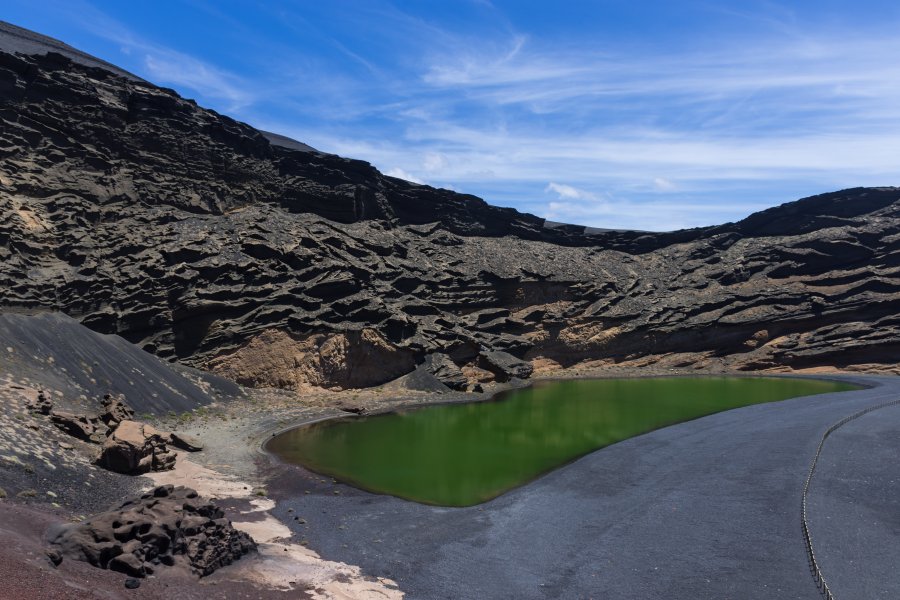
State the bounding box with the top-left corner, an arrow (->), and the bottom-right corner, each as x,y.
267,377 -> 857,506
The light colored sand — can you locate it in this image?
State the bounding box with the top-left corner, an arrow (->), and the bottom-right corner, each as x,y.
238,541 -> 402,600
147,454 -> 402,599
146,450 -> 251,500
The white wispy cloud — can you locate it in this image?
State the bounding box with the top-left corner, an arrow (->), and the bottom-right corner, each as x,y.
23,0 -> 898,231
542,197 -> 762,232
423,152 -> 448,173
321,19 -> 900,229
654,178 -> 677,191
545,182 -> 599,201
38,0 -> 255,111
420,33 -> 900,121
143,51 -> 253,109
385,168 -> 425,184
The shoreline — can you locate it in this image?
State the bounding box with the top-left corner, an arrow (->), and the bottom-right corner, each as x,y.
256,368 -> 873,456
255,371 -> 897,599
258,371 -> 871,510
145,453 -> 404,599
1,366 -> 893,598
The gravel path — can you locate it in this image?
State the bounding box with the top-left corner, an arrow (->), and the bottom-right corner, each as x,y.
807,395 -> 900,599
269,375 -> 900,600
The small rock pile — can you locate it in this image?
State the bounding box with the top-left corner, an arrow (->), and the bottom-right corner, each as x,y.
29,390 -> 54,415
32,392 -> 201,475
47,484 -> 256,577
47,393 -> 133,444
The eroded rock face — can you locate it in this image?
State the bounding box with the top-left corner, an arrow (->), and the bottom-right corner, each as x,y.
1,30 -> 899,382
47,484 -> 256,578
97,420 -> 176,474
206,328 -> 416,390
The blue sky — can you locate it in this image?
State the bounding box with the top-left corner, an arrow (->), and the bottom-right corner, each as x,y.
4,1 -> 900,230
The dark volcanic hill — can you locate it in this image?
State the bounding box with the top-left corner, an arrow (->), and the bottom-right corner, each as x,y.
1,21 -> 899,391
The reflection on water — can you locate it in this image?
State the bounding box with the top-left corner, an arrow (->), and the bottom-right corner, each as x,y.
267,377 -> 857,506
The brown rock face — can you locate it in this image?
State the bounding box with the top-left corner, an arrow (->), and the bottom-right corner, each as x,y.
97,420 -> 176,474
206,328 -> 416,390
47,484 -> 256,578
1,25 -> 899,383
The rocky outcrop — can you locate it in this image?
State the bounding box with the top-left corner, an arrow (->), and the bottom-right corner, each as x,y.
0,23 -> 899,386
422,354 -> 468,391
47,484 -> 256,578
206,328 -> 416,391
35,393 -> 183,474
49,411 -> 107,443
478,350 -> 534,382
98,394 -> 134,427
97,420 -> 176,474
47,393 -> 134,443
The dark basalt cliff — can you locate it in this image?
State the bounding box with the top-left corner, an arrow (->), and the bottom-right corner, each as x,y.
1,22 -> 899,390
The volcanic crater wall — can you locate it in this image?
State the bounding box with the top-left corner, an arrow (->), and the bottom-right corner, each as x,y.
1,27 -> 899,390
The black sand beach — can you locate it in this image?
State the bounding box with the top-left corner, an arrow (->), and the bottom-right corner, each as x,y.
268,375 -> 899,599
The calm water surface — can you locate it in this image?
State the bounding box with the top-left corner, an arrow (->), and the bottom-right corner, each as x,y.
267,377 -> 857,506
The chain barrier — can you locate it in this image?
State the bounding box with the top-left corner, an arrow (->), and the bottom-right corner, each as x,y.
801,395 -> 900,600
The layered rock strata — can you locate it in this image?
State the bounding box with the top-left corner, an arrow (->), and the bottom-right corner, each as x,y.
1,23 -> 899,389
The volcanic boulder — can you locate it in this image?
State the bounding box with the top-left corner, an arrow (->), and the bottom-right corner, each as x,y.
35,393 -> 181,474
478,350 -> 534,382
47,484 -> 256,577
96,420 -> 176,474
169,431 -> 204,452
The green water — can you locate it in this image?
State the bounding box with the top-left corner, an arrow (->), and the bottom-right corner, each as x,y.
267,377 -> 857,506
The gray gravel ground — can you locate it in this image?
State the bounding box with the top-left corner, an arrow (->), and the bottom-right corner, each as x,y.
807,395 -> 900,600
268,375 -> 899,600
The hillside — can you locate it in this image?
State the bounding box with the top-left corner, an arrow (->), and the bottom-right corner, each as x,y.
1,20 -> 899,393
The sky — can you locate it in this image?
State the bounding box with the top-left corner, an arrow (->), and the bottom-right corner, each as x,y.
4,1 -> 900,231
